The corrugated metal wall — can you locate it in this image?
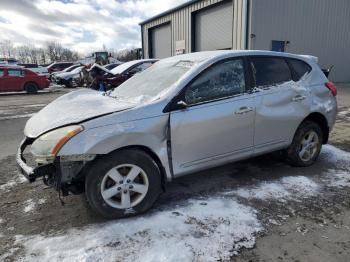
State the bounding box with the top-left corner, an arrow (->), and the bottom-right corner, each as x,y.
249,0 -> 350,82
141,0 -> 246,58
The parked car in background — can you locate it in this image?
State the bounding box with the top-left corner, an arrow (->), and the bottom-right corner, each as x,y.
87,59 -> 158,90
47,62 -> 74,74
17,64 -> 49,76
104,62 -> 123,71
0,57 -> 18,65
105,59 -> 158,88
50,63 -> 81,76
0,66 -> 49,93
52,65 -> 85,88
17,50 -> 337,218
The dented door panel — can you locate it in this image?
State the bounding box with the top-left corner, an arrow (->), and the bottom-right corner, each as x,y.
253,83 -> 311,153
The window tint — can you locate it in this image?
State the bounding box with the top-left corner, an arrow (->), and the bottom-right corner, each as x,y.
185,59 -> 246,105
8,69 -> 24,77
0,69 -> 4,77
288,59 -> 312,80
250,57 -> 292,87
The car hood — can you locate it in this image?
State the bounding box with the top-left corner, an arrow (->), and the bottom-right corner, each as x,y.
24,89 -> 134,138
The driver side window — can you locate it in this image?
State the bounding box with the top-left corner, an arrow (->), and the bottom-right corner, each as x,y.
185,59 -> 246,105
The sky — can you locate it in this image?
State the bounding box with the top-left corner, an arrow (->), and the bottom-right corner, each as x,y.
0,0 -> 189,55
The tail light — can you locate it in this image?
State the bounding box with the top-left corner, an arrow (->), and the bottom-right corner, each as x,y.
325,81 -> 337,96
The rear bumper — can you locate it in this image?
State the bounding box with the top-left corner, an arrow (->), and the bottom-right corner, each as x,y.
16,138 -> 55,182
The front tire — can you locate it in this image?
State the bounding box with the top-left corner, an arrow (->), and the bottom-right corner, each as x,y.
286,121 -> 323,167
85,149 -> 162,219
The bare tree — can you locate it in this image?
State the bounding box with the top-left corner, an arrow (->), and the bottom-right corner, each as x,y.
0,40 -> 14,58
116,47 -> 141,62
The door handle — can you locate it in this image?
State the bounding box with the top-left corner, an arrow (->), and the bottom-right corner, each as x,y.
234,106 -> 253,115
292,95 -> 306,102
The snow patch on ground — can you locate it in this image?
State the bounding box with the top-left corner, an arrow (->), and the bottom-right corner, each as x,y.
0,172 -> 27,192
233,176 -> 319,201
320,145 -> 350,188
15,198 -> 262,262
38,198 -> 46,205
320,144 -> 350,166
330,170 -> 350,187
23,199 -> 36,213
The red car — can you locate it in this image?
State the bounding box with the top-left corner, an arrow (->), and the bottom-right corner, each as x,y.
0,67 -> 50,93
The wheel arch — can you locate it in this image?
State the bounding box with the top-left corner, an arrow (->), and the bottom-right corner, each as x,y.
300,112 -> 329,144
23,81 -> 39,91
99,145 -> 168,192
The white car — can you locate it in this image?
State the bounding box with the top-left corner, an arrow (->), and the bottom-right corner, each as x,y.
17,50 -> 337,219
53,66 -> 85,87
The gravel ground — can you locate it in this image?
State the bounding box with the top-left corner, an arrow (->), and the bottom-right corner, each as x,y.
0,85 -> 349,261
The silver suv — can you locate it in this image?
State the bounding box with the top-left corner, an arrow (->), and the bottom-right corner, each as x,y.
17,51 -> 337,218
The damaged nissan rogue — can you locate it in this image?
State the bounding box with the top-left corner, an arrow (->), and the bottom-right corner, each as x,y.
17,50 -> 337,218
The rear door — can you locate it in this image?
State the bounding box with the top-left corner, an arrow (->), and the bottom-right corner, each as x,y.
7,69 -> 25,91
169,58 -> 255,176
249,56 -> 311,154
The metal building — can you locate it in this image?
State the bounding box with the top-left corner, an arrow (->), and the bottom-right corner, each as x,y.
140,0 -> 350,82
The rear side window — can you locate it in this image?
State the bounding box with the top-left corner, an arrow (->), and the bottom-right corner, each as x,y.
288,58 -> 312,80
8,69 -> 24,77
0,69 -> 4,77
250,57 -> 292,87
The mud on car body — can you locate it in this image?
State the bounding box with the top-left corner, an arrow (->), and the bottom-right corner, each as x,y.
17,50 -> 337,218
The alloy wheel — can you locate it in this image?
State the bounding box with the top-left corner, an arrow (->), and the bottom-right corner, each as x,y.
298,130 -> 320,162
101,164 -> 149,209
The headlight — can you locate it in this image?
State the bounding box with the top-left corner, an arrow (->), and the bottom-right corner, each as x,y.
31,125 -> 83,158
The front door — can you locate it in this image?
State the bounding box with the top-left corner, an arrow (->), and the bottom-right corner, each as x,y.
169,58 -> 255,176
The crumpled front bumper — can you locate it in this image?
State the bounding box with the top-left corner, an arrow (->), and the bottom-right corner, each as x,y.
16,138 -> 55,183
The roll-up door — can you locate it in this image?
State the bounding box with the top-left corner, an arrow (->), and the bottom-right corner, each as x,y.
194,1 -> 233,51
150,23 -> 171,59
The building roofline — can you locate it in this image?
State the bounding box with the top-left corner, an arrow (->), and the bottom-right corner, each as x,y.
139,0 -> 200,25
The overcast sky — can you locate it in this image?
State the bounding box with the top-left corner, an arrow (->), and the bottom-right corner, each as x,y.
0,0 -> 188,54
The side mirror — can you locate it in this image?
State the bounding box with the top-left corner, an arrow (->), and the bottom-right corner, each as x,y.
176,100 -> 188,109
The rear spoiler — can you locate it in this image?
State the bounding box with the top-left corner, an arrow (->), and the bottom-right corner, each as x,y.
298,55 -> 334,78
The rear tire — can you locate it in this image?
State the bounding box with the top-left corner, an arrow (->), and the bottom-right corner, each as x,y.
24,82 -> 38,94
85,149 -> 162,219
285,121 -> 323,167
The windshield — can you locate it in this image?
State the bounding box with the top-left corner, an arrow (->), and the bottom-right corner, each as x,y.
109,60 -> 193,103
111,60 -> 141,75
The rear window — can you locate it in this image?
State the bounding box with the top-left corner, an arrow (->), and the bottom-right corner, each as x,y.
8,69 -> 24,77
288,58 -> 312,80
250,57 -> 292,87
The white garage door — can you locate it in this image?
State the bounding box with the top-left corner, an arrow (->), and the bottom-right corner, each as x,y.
150,23 -> 171,59
194,1 -> 233,51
